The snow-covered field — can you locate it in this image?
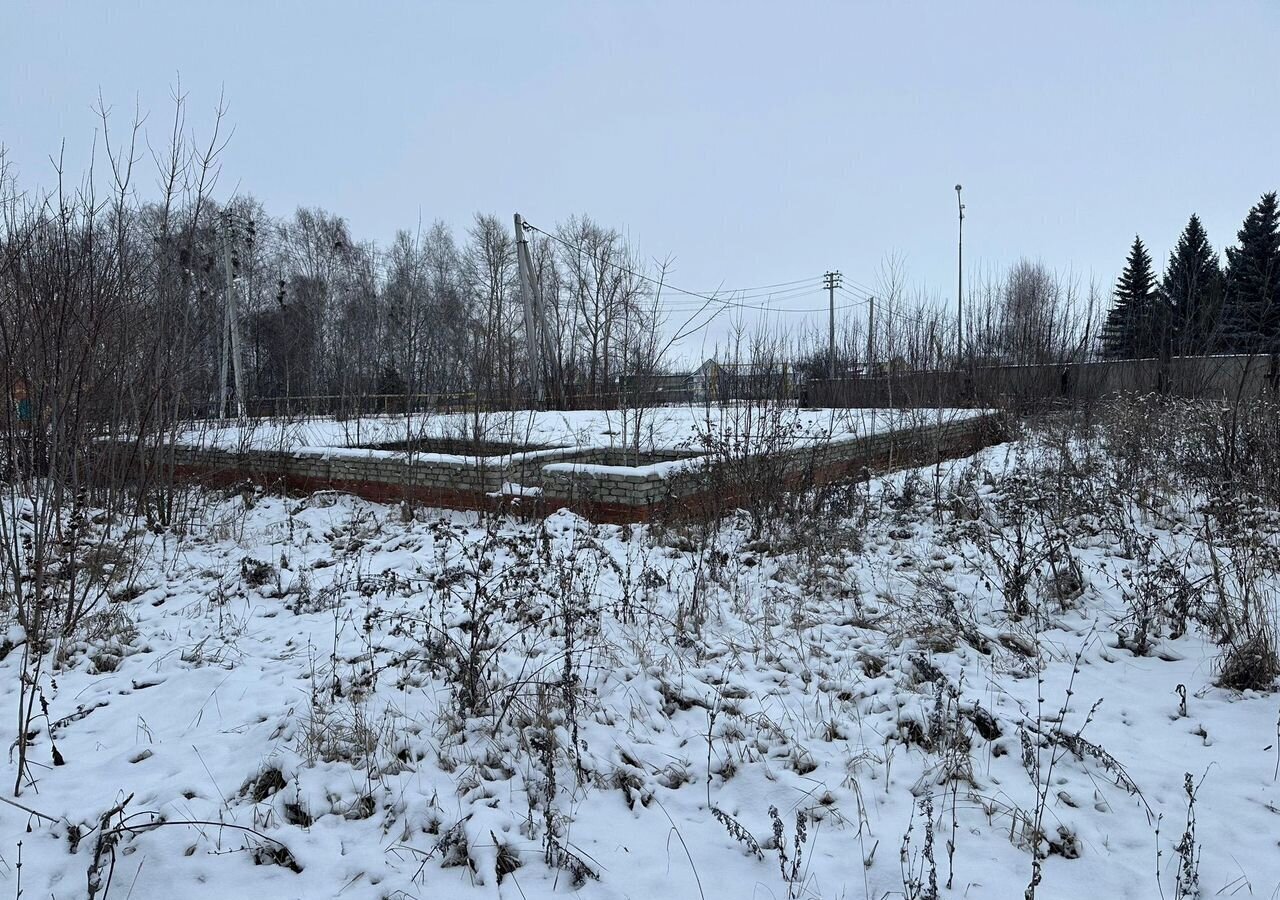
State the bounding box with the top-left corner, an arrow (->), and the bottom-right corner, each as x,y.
3,417 -> 1280,899
180,405 -> 983,455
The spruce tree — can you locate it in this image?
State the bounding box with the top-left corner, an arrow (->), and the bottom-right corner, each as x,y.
1222,191 -> 1280,353
1101,235 -> 1163,358
1161,214 -> 1223,356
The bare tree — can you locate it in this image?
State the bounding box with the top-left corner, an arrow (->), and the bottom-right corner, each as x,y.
0,93 -> 226,794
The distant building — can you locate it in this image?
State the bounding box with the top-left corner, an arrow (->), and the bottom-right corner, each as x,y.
618,359 -> 800,403
616,369 -> 699,401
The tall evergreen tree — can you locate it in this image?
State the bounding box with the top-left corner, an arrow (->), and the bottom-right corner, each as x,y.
1222,191 -> 1280,353
1161,214 -> 1223,356
1101,235 -> 1164,358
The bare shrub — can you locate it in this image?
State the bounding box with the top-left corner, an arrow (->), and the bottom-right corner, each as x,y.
1216,627 -> 1280,691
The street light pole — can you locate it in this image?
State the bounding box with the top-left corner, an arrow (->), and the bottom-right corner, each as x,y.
955,184 -> 965,366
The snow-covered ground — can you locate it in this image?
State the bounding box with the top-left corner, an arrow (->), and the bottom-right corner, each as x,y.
179,405 -> 983,455
3,421 -> 1279,899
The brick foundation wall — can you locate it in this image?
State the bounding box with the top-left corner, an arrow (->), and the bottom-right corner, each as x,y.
131,413 -> 1006,523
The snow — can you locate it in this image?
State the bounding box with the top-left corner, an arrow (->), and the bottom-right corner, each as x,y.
177,405 -> 984,455
541,457 -> 703,481
303,445 -> 574,467
2,426 -> 1278,899
491,482 -> 544,498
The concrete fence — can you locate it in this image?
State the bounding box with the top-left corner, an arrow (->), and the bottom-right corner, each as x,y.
807,354 -> 1280,409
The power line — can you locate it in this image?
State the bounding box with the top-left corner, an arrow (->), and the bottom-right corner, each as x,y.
836,286 -> 943,327
672,275 -> 823,293
657,282 -> 822,305
521,218 -> 868,316
657,287 -> 861,314
845,276 -> 880,295
238,216 -> 886,324
246,226 -> 826,312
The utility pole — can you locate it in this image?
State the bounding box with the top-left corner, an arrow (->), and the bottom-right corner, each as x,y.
955,184 -> 965,365
513,213 -> 544,405
219,210 -> 253,419
217,294 -> 229,420
534,262 -> 555,405
824,270 -> 842,380
866,295 -> 875,377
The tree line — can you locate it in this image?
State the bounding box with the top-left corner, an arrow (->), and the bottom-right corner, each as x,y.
5,98 -> 1272,450
0,103 -> 673,430
197,203 -> 668,411
1101,192 -> 1280,360
0,107 -> 1094,427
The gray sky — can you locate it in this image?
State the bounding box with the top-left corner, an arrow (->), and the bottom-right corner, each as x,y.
3,1 -> 1277,356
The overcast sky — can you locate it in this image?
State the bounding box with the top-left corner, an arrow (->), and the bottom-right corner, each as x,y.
3,1 -> 1277,356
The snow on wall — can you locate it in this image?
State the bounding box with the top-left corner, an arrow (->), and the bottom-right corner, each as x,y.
145,411 -> 1004,521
